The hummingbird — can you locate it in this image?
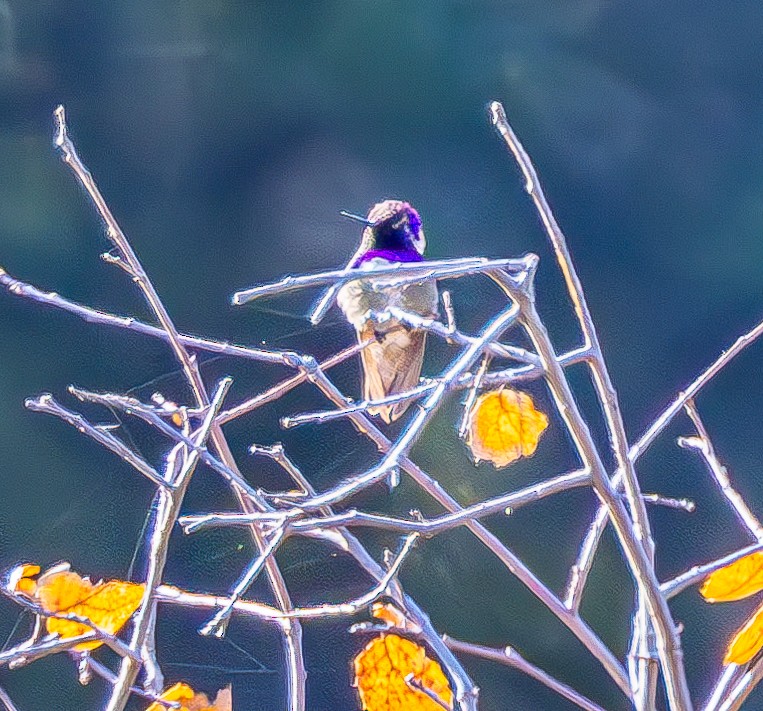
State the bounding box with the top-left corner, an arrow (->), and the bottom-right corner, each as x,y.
336,200 -> 439,423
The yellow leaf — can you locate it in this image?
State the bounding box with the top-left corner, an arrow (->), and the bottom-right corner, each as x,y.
464,388 -> 548,468
371,602 -> 408,629
353,634 -> 453,711
724,604 -> 763,665
12,562 -> 144,651
145,683 -> 232,711
701,552 -> 763,602
6,563 -> 41,597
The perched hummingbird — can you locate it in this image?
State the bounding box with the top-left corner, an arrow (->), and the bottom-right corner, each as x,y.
337,200 -> 439,423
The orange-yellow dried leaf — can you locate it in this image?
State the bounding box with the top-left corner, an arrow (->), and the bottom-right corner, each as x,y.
353,634 -> 453,711
371,602 -> 408,629
701,552 -> 763,602
6,563 -> 41,597
723,604 -> 763,665
145,682 -> 232,711
17,563 -> 145,651
465,388 -> 548,468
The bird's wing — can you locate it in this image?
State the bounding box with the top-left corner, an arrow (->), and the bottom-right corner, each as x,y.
359,323 -> 427,424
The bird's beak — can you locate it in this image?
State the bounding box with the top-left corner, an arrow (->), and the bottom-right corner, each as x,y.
340,210 -> 375,227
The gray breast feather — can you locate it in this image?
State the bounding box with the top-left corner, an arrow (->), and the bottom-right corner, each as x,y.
337,259 -> 439,329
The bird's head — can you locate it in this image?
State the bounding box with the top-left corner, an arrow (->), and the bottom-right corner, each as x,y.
342,200 -> 426,256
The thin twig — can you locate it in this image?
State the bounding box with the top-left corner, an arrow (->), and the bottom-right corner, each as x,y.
156,534 -> 418,621
0,267 -> 292,365
491,101 -> 664,709
0,686 -> 19,711
444,636 -> 608,711
68,385 -> 260,500
385,305 -> 538,364
661,540 -> 763,599
216,339 -> 372,425
283,301 -> 522,511
232,257 -> 523,305
104,377 -> 231,710
280,343 -> 591,429
54,105 -> 307,711
703,665 -> 747,711
199,525 -> 288,637
492,267 -> 691,709
300,361 -> 631,697
24,394 -> 167,489
567,313 -> 763,611
179,469 -> 591,535
680,400 -> 763,540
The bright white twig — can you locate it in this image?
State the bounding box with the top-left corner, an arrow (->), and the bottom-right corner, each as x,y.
179,469 -> 591,535
703,665 -> 747,711
156,534 -> 418,620
280,343 -> 591,429
0,633 -> 99,667
199,525 -> 287,637
24,393 -> 167,489
444,636 -> 608,711
232,257 -> 523,305
54,105 -> 306,711
79,658 -> 172,706
704,658 -> 763,711
0,267 -> 292,365
250,443 -> 311,495
491,100 -> 665,709
385,305 -> 538,364
458,353 -> 489,438
68,386 -> 261,500
308,241 -> 373,324
661,540 -> 763,599
680,400 -> 763,540
641,493 -> 695,512
0,686 -> 19,711
136,386 -> 473,704
216,339 -> 373,425
300,363 -> 631,697
105,377 -> 231,709
404,675 -> 452,710
567,313 -> 763,611
491,267 -> 691,709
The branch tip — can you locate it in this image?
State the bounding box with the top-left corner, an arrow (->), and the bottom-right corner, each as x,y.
53,105 -> 67,148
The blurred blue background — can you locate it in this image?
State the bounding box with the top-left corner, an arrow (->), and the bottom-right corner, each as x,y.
2,1 -> 763,709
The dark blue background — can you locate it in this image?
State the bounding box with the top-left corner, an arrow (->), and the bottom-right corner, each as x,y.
2,2 -> 763,709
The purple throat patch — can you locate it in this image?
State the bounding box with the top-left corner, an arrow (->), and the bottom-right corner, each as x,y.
353,248 -> 424,267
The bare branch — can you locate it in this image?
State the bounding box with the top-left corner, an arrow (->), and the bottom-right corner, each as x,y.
104,377 -> 232,710
444,636 -> 609,711
179,469 -> 591,535
285,301 -> 522,511
25,393 -> 167,489
0,266 -> 292,365
491,266 -> 691,709
54,105 -> 308,711
156,534 -> 418,621
661,540 -> 763,599
680,400 -> 763,540
232,257 -> 525,305
568,313 -> 763,610
300,367 -> 631,697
